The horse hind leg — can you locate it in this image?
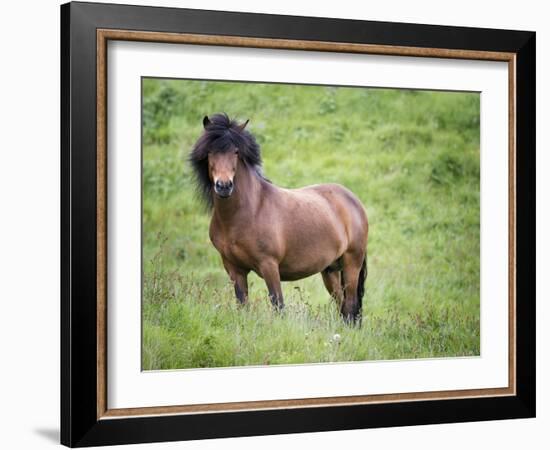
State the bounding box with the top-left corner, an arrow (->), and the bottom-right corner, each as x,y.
340,251 -> 365,325
321,269 -> 343,308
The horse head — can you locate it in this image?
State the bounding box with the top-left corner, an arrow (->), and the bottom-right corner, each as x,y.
190,113 -> 260,206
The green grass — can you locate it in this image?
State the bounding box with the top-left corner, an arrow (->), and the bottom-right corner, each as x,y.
142,78 -> 480,370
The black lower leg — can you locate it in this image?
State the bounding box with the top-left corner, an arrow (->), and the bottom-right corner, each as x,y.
341,291 -> 362,324
234,284 -> 247,305
269,290 -> 284,311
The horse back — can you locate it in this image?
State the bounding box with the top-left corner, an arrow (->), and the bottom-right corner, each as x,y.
275,182 -> 368,271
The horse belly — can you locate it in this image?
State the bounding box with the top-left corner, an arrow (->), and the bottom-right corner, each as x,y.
278,241 -> 341,281
277,202 -> 347,281
279,268 -> 325,282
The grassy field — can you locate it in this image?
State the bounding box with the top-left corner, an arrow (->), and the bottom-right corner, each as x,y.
142,78 -> 480,370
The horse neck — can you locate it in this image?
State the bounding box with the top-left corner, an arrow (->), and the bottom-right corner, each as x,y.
212,163 -> 263,224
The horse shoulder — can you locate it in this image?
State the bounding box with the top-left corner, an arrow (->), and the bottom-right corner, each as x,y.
209,214 -> 268,270
208,219 -> 225,252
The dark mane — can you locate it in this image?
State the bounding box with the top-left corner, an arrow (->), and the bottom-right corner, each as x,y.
189,113 -> 266,209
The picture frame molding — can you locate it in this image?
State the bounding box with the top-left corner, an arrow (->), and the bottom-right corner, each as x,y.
61,1 -> 535,447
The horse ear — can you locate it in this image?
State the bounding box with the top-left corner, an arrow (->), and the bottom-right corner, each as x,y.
203,115 -> 211,129
238,119 -> 250,131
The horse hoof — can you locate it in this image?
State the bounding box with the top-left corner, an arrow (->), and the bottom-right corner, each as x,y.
342,313 -> 361,327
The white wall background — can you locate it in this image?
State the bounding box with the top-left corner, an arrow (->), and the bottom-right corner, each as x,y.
0,0 -> 546,448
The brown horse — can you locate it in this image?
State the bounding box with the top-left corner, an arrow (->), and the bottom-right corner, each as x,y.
190,113 -> 368,323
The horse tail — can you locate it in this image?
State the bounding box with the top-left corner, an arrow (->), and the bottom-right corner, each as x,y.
356,255 -> 367,313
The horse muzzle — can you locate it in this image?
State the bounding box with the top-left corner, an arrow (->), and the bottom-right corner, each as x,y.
214,179 -> 234,198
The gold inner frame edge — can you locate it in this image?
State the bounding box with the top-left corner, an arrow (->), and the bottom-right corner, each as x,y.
96,29 -> 517,420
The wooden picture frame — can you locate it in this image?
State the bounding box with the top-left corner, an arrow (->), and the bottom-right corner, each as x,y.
61,1 -> 535,447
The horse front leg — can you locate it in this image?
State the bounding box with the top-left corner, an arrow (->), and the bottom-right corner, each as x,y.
258,261 -> 284,311
222,259 -> 249,306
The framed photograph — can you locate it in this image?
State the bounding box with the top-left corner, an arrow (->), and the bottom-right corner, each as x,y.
61,1 -> 536,447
